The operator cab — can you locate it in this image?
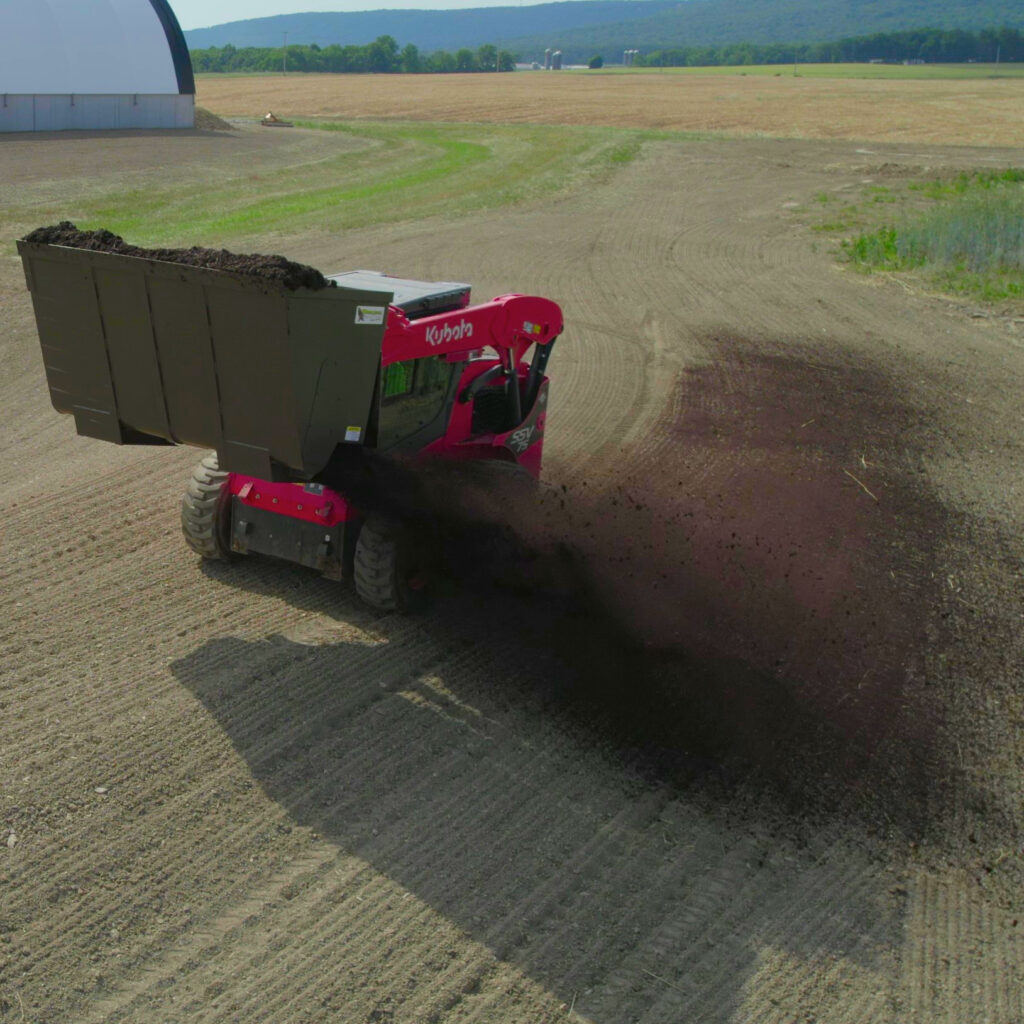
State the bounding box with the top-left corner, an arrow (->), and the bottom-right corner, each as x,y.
329,272 -> 475,452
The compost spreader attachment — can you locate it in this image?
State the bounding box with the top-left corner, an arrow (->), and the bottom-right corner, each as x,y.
18,229 -> 564,611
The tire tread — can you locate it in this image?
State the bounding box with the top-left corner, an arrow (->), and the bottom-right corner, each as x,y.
180,451 -> 232,559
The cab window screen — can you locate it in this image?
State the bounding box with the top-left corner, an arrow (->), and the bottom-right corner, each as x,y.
378,357 -> 460,450
382,360 -> 414,398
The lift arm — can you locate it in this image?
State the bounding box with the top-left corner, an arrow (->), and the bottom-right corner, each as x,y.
382,294 -> 563,366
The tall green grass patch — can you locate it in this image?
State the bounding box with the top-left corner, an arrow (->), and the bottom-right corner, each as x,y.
842,173 -> 1024,301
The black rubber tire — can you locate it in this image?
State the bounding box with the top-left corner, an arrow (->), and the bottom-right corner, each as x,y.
353,517 -> 426,613
180,451 -> 233,560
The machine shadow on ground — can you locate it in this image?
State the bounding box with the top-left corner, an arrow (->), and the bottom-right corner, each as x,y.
170,622 -> 908,1023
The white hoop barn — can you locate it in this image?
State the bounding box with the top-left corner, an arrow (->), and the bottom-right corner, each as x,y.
0,0 -> 194,132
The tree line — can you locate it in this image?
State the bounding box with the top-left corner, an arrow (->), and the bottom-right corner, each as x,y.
190,36 -> 516,74
638,26 -> 1023,67
190,25 -> 1023,74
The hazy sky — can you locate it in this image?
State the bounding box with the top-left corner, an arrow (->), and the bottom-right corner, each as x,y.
172,0 -> 553,31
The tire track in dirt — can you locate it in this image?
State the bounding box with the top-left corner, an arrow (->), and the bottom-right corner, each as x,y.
77,633 -> 709,1022
900,870 -> 1024,1024
80,847 -> 341,1024
2,465 -> 398,1015
2,593 -> 426,929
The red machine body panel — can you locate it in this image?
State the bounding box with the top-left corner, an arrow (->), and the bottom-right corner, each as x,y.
225,289 -> 561,569
380,294 -> 562,367
229,476 -> 354,528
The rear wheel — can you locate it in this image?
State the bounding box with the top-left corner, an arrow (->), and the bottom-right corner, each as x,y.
353,517 -> 427,612
181,451 -> 233,560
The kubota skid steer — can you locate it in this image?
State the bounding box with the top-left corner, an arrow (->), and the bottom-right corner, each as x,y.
18,233 -> 563,611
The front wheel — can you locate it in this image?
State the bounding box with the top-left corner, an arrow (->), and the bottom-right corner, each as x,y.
181,451 -> 233,560
353,517 -> 428,612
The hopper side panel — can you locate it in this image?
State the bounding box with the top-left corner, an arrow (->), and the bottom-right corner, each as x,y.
94,265 -> 173,441
147,276 -> 223,449
207,289 -> 300,471
290,295 -> 388,474
26,253 -> 117,428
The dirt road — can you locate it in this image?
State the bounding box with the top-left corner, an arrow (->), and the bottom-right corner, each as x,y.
1,127 -> 1022,1023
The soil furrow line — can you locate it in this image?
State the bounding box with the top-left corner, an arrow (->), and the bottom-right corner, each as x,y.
81,846 -> 341,1024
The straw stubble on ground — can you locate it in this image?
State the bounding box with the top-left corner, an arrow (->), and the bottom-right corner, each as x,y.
1,103 -> 1022,1024
197,70 -> 1024,146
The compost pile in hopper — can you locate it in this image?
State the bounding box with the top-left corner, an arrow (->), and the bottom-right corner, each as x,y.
24,222 -> 335,291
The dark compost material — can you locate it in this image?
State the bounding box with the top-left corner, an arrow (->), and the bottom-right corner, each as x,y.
23,222 -> 335,291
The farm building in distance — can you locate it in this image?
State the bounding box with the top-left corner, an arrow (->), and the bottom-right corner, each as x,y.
0,0 -> 194,132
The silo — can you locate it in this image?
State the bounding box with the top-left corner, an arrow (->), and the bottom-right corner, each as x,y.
544,48 -> 552,70
552,51 -> 563,70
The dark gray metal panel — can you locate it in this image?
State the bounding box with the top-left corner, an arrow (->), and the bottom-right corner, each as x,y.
219,440 -> 273,480
22,248 -> 118,427
145,272 -> 221,448
94,265 -> 172,441
208,286 -> 300,468
147,274 -> 223,449
72,406 -> 123,444
230,499 -> 344,577
288,290 -> 390,472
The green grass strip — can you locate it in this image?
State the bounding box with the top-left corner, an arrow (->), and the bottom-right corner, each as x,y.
5,120 -> 668,250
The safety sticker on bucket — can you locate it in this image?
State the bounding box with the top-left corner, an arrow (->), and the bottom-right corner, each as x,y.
355,306 -> 386,325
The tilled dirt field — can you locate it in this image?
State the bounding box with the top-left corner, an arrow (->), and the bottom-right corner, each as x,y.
2,126 -> 1023,1024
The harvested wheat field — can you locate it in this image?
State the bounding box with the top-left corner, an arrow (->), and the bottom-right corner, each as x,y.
198,70 -> 1024,145
2,74 -> 1023,1024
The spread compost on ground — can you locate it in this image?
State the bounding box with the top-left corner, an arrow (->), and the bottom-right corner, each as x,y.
23,222 -> 335,290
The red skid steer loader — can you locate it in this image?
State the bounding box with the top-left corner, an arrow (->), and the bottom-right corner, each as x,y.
18,228 -> 563,611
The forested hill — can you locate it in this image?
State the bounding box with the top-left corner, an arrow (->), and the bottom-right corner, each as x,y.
185,0 -> 1024,61
503,0 -> 1024,63
183,1 -> 678,53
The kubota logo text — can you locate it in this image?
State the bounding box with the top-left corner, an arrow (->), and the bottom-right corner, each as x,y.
425,320 -> 473,347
